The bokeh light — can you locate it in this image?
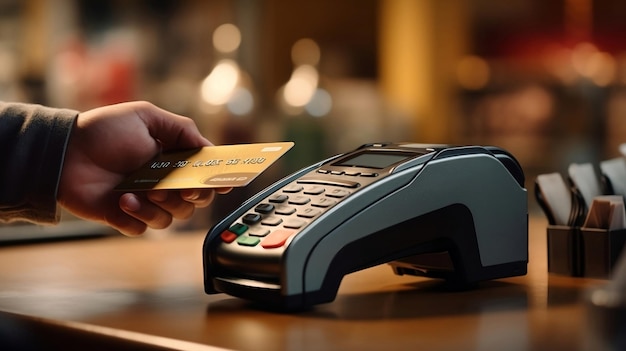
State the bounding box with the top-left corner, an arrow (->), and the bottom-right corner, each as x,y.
213,23 -> 242,54
200,59 -> 240,106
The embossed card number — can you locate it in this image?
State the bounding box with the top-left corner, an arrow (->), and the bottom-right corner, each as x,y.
115,142 -> 294,191
149,157 -> 266,169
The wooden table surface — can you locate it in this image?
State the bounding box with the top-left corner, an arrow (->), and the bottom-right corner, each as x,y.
0,216 -> 616,350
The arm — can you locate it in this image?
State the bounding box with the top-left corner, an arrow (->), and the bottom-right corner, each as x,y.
1,101 -> 229,236
0,102 -> 77,223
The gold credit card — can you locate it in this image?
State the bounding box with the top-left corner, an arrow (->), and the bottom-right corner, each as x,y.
115,142 -> 294,191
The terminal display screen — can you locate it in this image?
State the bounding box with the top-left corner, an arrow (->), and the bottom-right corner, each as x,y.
333,152 -> 412,169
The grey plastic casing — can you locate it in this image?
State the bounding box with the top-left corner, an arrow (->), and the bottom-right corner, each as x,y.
203,143 -> 528,309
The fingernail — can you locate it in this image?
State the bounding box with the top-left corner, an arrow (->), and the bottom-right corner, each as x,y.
124,194 -> 141,212
183,190 -> 201,201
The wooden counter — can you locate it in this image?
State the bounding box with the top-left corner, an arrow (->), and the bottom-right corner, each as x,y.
0,217 -> 614,350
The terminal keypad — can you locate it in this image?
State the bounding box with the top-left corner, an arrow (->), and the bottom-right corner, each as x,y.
220,179 -> 359,249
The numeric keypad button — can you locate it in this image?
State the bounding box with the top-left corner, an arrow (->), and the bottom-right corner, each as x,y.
249,228 -> 270,237
275,206 -> 296,215
255,203 -> 275,214
288,196 -> 311,205
283,218 -> 307,229
268,194 -> 289,203
261,216 -> 283,226
327,189 -> 350,198
297,208 -> 321,218
311,198 -> 337,208
303,186 -> 325,195
283,184 -> 303,193
242,213 -> 262,225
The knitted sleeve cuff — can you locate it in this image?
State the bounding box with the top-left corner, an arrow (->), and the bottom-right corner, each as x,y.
0,102 -> 78,224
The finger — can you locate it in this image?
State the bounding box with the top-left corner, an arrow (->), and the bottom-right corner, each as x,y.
147,190 -> 196,219
134,102 -> 212,150
103,199 -> 149,236
215,187 -> 233,194
108,216 -> 148,237
119,193 -> 174,230
180,189 -> 216,208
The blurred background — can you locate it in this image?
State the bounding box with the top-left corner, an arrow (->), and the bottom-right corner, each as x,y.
2,0 -> 626,229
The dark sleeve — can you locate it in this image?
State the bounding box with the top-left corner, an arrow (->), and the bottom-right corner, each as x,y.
0,102 -> 78,224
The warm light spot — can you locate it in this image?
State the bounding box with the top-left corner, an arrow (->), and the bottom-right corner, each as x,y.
587,52 -> 616,86
283,64 -> 318,107
571,42 -> 599,77
291,38 -> 321,66
213,24 -> 241,54
200,59 -> 239,106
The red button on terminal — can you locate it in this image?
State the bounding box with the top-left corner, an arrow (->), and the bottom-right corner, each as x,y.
261,229 -> 296,249
220,230 -> 238,243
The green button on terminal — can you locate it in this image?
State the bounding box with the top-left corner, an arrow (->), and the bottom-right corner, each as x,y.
229,223 -> 248,235
237,236 -> 260,247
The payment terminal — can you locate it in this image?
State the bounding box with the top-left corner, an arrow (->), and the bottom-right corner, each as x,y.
202,143 -> 528,309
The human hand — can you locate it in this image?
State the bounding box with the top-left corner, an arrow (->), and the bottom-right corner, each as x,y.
57,101 -> 231,236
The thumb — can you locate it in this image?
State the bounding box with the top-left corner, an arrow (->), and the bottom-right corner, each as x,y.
137,103 -> 212,150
